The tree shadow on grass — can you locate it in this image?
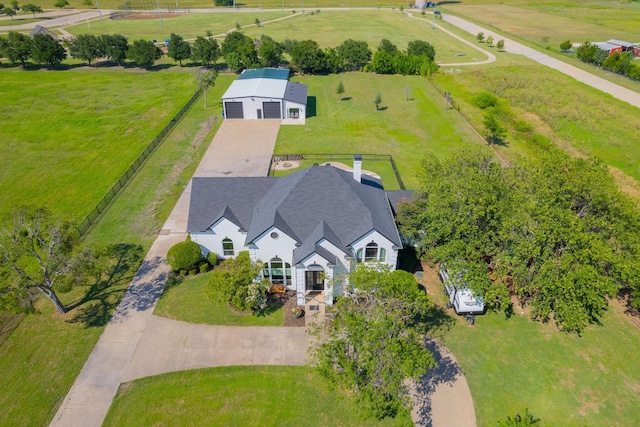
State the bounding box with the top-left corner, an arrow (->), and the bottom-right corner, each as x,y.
68,243 -> 144,327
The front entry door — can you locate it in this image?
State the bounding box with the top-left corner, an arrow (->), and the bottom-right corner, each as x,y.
305,271 -> 324,291
257,109 -> 262,119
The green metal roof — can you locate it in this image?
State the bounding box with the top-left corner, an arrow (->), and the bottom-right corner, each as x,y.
237,68 -> 290,80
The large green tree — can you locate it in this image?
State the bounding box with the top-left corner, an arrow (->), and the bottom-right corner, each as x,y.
4,31 -> 32,67
1,7 -> 16,19
257,34 -> 283,67
127,39 -> 162,67
407,40 -> 435,61
66,34 -> 103,66
398,147 -> 640,333
31,33 -> 66,69
167,32 -> 191,66
289,39 -> 327,74
311,264 -> 435,420
0,208 -> 83,314
21,3 -> 42,17
100,34 -> 128,65
191,35 -> 219,67
336,38 -> 371,71
221,31 -> 257,73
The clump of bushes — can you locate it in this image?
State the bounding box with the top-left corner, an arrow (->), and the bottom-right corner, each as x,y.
206,251 -> 269,312
167,236 -> 203,272
472,91 -> 499,109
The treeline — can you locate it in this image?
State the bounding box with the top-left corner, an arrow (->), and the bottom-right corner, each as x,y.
0,31 -> 169,68
575,41 -> 640,81
221,32 -> 438,76
1,29 -> 438,76
398,146 -> 640,333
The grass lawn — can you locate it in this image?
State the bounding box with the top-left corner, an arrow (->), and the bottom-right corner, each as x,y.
0,66 -> 196,222
277,72 -> 486,190
241,10 -> 487,64
154,272 -> 285,326
65,11 -> 285,40
0,70 -> 231,427
103,366 -> 407,426
439,308 -> 640,426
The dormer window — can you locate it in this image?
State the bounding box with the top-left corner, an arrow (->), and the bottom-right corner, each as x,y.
355,242 -> 386,263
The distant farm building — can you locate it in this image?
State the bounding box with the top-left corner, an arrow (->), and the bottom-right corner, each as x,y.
595,39 -> 640,58
29,25 -> 57,39
221,68 -> 308,124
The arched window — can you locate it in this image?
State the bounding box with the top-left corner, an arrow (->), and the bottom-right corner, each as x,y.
265,257 -> 291,285
222,238 -> 234,256
364,242 -> 379,262
356,242 -> 386,263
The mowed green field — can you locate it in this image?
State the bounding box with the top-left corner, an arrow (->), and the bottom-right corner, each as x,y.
103,366 -> 408,426
66,10 -> 487,65
444,2 -> 640,47
66,11 -> 285,41
277,72 -> 486,190
0,67 -> 195,221
241,10 -> 487,64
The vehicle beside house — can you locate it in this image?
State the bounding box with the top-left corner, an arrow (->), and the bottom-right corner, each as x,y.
438,263 -> 485,324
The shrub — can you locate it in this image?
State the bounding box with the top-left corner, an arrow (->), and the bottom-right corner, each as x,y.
476,32 -> 485,43
513,120 -> 532,133
179,269 -> 187,276
167,237 -> 203,272
472,91 -> 498,109
200,262 -> 210,274
189,269 -> 197,276
207,251 -> 218,266
560,40 -> 572,51
247,281 -> 269,311
214,0 -> 232,5
206,251 -> 265,312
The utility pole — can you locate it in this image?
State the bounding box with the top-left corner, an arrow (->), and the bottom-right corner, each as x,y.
156,0 -> 163,28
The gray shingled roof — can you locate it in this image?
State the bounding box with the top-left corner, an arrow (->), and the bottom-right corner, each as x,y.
187,177 -> 275,232
188,165 -> 402,255
386,190 -> 414,214
245,165 -> 401,247
283,82 -> 308,105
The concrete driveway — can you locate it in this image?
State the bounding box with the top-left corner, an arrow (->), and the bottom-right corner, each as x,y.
50,120 -> 281,427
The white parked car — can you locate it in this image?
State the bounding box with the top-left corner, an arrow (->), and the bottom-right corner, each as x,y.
438,263 -> 485,324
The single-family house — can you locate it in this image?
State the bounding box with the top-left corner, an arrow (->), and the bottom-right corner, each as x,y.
221,68 -> 308,123
187,156 -> 409,306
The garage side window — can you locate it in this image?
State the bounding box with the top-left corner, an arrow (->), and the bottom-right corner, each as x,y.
222,238 -> 234,257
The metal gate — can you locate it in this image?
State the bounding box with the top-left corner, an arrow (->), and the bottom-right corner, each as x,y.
262,102 -> 281,119
224,102 -> 244,119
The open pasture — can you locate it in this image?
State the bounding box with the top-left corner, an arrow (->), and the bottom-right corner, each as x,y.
66,10 -> 285,40
241,10 -> 488,64
0,67 -> 196,222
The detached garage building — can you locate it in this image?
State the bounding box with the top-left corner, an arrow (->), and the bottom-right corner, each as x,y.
222,68 -> 308,123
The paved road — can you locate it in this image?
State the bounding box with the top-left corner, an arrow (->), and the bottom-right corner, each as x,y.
441,13 -> 640,109
0,10 -> 105,32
